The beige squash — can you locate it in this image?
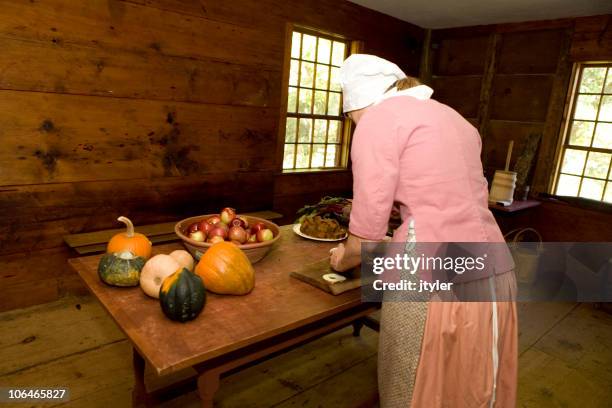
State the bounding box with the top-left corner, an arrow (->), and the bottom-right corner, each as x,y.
169,250 -> 194,272
139,254 -> 181,298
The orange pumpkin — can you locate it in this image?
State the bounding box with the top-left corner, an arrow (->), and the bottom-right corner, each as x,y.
195,241 -> 255,295
107,216 -> 152,260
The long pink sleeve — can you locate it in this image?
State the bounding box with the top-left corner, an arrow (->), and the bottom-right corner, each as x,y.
349,109 -> 400,240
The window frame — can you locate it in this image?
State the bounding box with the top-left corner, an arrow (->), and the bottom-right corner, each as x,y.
550,62 -> 612,203
276,24 -> 358,173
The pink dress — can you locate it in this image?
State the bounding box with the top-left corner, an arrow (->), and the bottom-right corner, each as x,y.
349,94 -> 518,407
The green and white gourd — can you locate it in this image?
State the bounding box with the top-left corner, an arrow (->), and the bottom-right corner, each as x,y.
98,251 -> 145,287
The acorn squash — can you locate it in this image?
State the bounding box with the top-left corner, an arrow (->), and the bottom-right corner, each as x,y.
195,241 -> 255,295
98,251 -> 145,287
159,267 -> 206,322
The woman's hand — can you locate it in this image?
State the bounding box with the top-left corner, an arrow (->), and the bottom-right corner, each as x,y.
329,243 -> 347,271
329,234 -> 364,272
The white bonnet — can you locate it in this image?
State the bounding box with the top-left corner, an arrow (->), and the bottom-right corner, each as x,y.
340,54 -> 407,112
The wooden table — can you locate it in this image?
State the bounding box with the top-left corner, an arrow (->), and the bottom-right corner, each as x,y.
488,199 -> 541,213
69,225 -> 377,407
488,199 -> 542,235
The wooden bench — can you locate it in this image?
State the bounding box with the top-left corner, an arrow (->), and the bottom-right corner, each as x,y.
63,210 -> 283,255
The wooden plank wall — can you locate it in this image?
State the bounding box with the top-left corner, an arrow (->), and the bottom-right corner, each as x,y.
0,0 -> 424,311
428,15 -> 612,241
430,20 -> 573,180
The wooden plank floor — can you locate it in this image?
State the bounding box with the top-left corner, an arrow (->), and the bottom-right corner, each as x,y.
0,296 -> 610,407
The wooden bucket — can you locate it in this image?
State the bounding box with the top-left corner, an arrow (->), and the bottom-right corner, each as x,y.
489,170 -> 517,204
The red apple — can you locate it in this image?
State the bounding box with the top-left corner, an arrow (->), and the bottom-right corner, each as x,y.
187,222 -> 200,234
228,226 -> 247,244
230,218 -> 246,229
208,235 -> 225,244
208,226 -> 227,240
237,216 -> 249,229
256,228 -> 274,242
207,215 -> 222,225
250,222 -> 266,235
220,207 -> 236,224
198,220 -> 213,236
189,230 -> 205,242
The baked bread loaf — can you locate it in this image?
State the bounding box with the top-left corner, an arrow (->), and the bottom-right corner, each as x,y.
300,215 -> 347,239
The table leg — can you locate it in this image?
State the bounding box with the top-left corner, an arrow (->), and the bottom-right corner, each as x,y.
352,319 -> 364,337
197,370 -> 220,408
132,348 -> 151,407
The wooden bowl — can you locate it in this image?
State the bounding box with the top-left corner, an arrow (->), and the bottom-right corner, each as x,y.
175,215 -> 281,264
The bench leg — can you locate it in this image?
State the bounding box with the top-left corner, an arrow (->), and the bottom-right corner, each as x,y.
132,348 -> 152,407
197,370 -> 220,408
352,319 -> 364,337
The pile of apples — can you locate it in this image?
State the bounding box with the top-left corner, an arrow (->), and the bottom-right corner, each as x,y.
186,208 -> 274,245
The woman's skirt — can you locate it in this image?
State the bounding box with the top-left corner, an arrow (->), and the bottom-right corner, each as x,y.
378,271 -> 518,407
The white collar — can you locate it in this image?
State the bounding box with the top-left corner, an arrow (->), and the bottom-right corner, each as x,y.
374,84 -> 434,105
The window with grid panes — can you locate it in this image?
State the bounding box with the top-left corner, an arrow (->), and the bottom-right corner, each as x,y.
282,30 -> 349,170
554,64 -> 612,202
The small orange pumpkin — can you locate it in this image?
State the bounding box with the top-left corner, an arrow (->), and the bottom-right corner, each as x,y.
195,241 -> 255,295
107,216 -> 152,260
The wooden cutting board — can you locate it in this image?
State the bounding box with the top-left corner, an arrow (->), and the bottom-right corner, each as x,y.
289,258 -> 363,295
